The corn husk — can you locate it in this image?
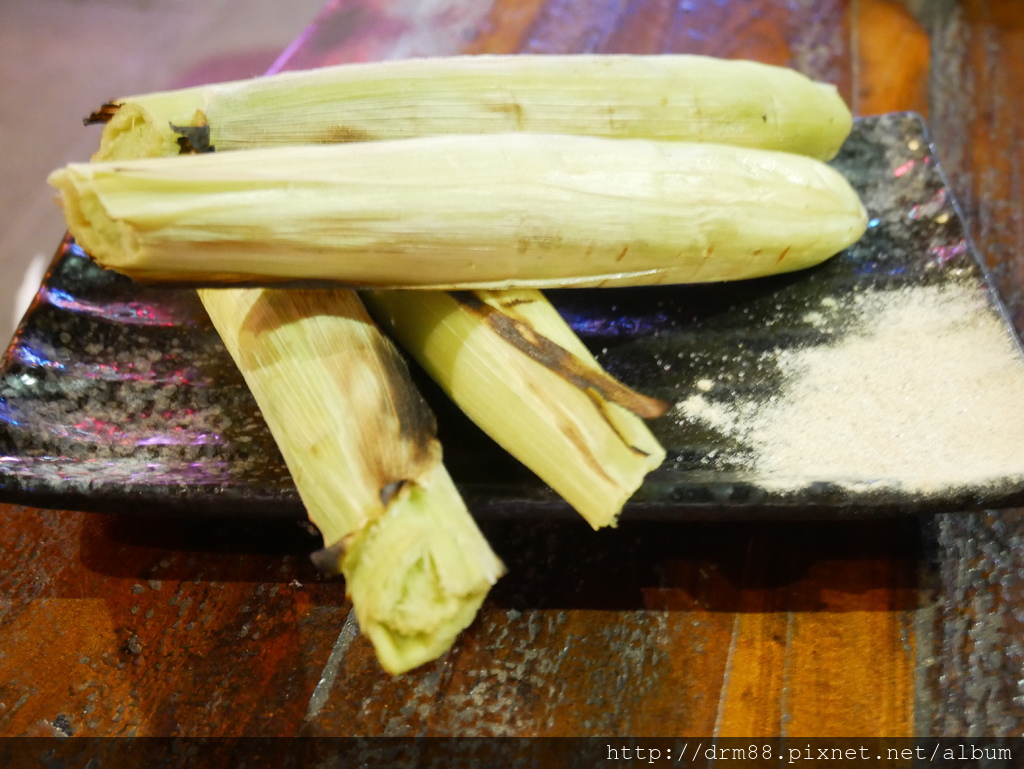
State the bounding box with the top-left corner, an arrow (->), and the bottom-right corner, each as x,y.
200,286 -> 503,674
75,54 -> 857,532
364,288 -> 668,528
90,54 -> 852,163
50,134 -> 867,288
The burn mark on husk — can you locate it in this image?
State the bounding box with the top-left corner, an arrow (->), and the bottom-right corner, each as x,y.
364,329 -> 439,453
449,291 -> 670,419
84,102 -> 122,126
171,123 -> 214,154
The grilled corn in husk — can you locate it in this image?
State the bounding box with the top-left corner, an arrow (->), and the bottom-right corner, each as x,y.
201,287 -> 503,674
90,54 -> 852,163
363,288 -> 668,528
50,133 -> 866,288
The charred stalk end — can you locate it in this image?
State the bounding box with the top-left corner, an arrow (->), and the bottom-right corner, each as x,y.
171,122 -> 215,154
92,103 -> 187,162
84,102 -> 121,126
310,541 -> 347,576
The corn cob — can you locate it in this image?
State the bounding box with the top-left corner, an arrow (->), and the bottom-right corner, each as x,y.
201,287 -> 503,674
363,288 -> 668,528
89,54 -> 852,164
49,134 -> 867,288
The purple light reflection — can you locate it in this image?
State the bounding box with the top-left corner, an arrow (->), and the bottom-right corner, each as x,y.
12,343 -> 199,385
12,346 -> 66,371
927,239 -> 969,266
564,312 -> 670,338
48,413 -> 224,447
40,286 -> 186,327
908,189 -> 948,220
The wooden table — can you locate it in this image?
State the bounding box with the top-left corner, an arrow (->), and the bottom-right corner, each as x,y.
2,0 -> 1023,741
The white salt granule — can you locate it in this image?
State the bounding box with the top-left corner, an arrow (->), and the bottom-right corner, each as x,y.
679,394 -> 737,432
676,283 -> 1024,495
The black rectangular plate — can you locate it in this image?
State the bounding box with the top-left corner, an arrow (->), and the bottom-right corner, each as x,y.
3,113 -> 1022,520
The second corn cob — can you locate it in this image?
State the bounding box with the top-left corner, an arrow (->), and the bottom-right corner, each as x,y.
90,54 -> 852,163
363,288 -> 668,528
50,134 -> 867,288
201,286 -> 504,674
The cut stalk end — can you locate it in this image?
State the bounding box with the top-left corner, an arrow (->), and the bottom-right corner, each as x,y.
341,462 -> 504,675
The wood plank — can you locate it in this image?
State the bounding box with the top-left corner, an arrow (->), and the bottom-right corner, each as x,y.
277,0 -> 500,70
922,0 -> 1024,735
921,510 -> 1024,735
714,612 -> 790,736
854,0 -> 930,115
0,506 -> 345,735
298,518 -> 738,736
927,0 -> 1024,331
462,0 -> 551,54
712,522 -> 919,736
296,517 -> 920,736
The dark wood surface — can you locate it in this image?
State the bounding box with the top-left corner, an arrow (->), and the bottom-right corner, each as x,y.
1,0 -> 1022,738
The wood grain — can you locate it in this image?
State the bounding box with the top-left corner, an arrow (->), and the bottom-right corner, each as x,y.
706,523 -> 919,737
296,519 -> 920,736
919,0 -> 1024,736
0,506 -> 344,736
922,512 -> 1024,735
927,0 -> 1024,332
462,0 -> 552,54
854,0 -> 930,115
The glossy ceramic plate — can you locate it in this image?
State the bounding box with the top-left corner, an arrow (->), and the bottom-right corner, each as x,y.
3,113 -> 1024,519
